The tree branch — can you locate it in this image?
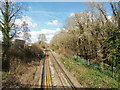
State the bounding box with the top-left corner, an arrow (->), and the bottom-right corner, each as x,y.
0,26 -> 9,38
0,8 -> 4,18
10,16 -> 17,28
97,3 -> 108,22
114,3 -> 119,16
9,7 -> 14,16
9,8 -> 20,22
0,20 -> 4,26
110,2 -> 117,17
10,30 -> 17,39
0,24 -> 4,32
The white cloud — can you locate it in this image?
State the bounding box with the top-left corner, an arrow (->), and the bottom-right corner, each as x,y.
56,28 -> 60,32
107,16 -> 112,22
29,28 -> 61,43
15,16 -> 38,28
32,23 -> 38,27
70,13 -> 75,17
47,20 -> 58,26
0,26 -> 60,44
107,16 -> 111,19
0,15 -> 59,43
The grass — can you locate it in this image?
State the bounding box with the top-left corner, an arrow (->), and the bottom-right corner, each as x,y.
70,55 -> 119,80
60,57 -> 118,88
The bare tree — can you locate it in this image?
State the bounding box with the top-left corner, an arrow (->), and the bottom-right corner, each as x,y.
22,21 -> 31,43
38,34 -> 47,48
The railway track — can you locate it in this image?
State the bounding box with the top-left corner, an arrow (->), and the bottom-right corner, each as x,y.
41,50 -> 51,89
41,49 -> 76,90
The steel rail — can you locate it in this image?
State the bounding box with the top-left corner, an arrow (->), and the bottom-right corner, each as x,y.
50,50 -> 76,90
41,52 -> 46,88
49,52 -> 65,89
45,52 -> 51,90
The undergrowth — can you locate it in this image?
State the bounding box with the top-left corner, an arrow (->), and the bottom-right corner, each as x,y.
61,57 -> 118,88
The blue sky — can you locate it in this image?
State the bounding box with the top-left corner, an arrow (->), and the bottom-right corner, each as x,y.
20,2 -> 90,43
0,2 -> 113,43
25,2 -> 88,30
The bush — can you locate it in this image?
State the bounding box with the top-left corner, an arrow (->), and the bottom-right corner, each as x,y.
69,55 -> 119,81
8,43 -> 44,60
3,43 -> 44,72
30,44 -> 44,58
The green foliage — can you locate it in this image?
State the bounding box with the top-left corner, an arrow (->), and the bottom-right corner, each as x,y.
69,55 -> 119,80
50,2 -> 120,88
50,3 -> 120,80
100,62 -> 104,71
103,27 -> 120,70
2,2 -> 11,56
60,57 -> 118,88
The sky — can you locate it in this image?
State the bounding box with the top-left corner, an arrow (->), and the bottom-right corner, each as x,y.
0,2 -> 113,43
15,2 -> 89,43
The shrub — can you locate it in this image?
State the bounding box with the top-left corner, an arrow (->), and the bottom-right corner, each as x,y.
8,43 -> 44,60
4,43 -> 44,72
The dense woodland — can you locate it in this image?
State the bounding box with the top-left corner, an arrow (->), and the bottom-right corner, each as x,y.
50,2 -> 120,70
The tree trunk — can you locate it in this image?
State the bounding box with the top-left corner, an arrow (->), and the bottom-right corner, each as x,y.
2,35 -> 10,71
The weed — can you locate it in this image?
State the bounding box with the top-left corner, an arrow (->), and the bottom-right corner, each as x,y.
60,57 -> 118,88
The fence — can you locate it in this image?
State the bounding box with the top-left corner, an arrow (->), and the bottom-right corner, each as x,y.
69,54 -> 118,81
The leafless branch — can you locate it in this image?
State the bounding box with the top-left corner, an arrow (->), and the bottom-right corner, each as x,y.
9,8 -> 20,22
